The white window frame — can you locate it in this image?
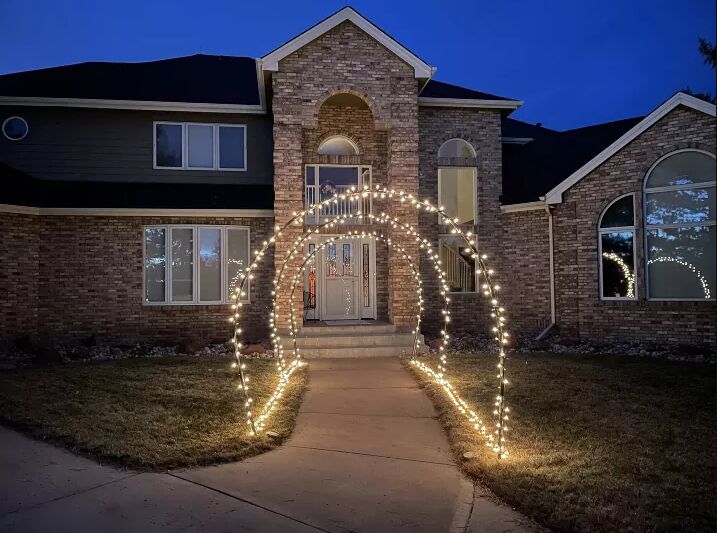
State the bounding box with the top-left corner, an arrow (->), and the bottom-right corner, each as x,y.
438,235 -> 480,294
643,149 -> 716,301
437,167 -> 478,225
438,138 -> 477,159
153,122 -> 247,171
142,224 -> 250,305
304,164 -> 372,224
598,193 -> 638,301
318,135 -> 360,156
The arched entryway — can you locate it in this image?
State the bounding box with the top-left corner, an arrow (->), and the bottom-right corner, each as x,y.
229,187 -> 511,458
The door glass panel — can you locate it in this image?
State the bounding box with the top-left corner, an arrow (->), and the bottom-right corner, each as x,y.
307,243 -> 316,309
342,244 -> 352,276
362,243 -> 370,307
327,243 -> 337,277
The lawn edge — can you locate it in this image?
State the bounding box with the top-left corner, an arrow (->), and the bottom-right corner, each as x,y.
0,359 -> 310,472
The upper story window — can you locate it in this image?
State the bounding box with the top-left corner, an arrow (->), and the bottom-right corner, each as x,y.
598,194 -> 637,299
644,150 -> 715,300
143,225 -> 250,305
2,116 -> 28,141
438,139 -> 477,225
318,135 -> 359,156
154,122 -> 246,171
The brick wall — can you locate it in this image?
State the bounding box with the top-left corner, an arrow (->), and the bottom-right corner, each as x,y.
271,20 -> 419,329
418,106 -> 521,336
29,215 -> 274,346
555,106 -> 716,346
0,213 -> 39,347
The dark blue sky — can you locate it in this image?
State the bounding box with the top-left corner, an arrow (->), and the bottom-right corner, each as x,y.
1,0 -> 714,130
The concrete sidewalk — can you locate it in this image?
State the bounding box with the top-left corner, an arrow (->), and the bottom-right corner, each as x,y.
0,357 -> 534,532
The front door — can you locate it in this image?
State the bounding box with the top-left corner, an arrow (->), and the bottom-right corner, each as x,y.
322,239 -> 360,320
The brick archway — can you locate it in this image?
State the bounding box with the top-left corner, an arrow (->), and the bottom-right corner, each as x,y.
305,87 -> 389,130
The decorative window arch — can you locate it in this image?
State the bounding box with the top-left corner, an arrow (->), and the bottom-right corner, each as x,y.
438,138 -> 476,159
318,135 -> 359,156
437,138 -> 477,228
644,149 -> 715,300
598,194 -> 637,299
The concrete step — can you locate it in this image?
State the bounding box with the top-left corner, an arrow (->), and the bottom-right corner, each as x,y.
294,332 -> 420,348
298,323 -> 397,336
299,344 -> 421,358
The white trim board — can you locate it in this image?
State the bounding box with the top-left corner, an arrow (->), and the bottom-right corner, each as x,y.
260,7 -> 434,79
0,96 -> 266,114
419,97 -> 522,110
500,201 -> 546,213
545,92 -> 717,204
0,204 -> 273,217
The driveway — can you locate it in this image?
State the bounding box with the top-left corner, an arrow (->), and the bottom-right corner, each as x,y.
0,357 -> 533,532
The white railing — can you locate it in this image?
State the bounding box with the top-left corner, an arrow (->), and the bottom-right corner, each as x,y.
305,184 -> 371,224
441,244 -> 474,292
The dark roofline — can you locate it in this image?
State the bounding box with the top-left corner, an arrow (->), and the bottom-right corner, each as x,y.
0,163 -> 274,210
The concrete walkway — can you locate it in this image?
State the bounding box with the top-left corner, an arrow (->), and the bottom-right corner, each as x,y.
0,357 -> 534,532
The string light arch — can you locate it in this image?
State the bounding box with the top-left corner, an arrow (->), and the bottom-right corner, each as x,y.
229,185 -> 511,458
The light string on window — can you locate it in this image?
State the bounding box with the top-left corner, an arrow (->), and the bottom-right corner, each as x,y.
602,252 -> 636,298
647,256 -> 711,299
229,185 -> 511,457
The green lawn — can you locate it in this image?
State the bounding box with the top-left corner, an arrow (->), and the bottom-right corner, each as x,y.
0,357 -> 307,470
407,352 -> 716,532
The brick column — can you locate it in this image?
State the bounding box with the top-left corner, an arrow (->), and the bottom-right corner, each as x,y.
387,91 -> 420,329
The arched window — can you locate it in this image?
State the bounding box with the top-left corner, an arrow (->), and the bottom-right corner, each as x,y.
598,194 -> 636,299
438,138 -> 476,159
644,150 -> 715,300
437,138 -> 477,226
318,135 -> 359,156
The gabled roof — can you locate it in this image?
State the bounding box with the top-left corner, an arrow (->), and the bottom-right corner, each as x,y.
419,80 -> 522,111
0,55 -> 264,113
502,117 -> 642,205
261,7 -> 434,78
544,92 -> 716,203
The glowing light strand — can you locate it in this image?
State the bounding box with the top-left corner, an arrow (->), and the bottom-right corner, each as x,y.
229,185 -> 511,457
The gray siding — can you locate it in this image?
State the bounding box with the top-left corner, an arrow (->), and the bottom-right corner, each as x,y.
0,106 -> 273,185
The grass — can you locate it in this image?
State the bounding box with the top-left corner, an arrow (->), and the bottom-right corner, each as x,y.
0,356 -> 307,470
407,352 -> 716,532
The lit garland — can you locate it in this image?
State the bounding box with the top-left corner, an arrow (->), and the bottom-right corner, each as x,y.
602,252 -> 636,298
283,231 -> 427,362
648,256 -> 711,299
229,185 -> 511,457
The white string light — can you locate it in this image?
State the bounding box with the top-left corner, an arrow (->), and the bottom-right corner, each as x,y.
229,185 -> 511,457
602,252 -> 636,298
648,256 -> 711,299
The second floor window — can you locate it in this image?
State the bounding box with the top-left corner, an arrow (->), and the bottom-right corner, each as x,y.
154,122 -> 246,171
438,138 -> 477,225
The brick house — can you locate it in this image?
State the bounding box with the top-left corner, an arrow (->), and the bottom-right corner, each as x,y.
1,7 -> 715,355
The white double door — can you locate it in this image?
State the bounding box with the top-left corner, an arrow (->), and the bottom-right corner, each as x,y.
305,236 -> 376,321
